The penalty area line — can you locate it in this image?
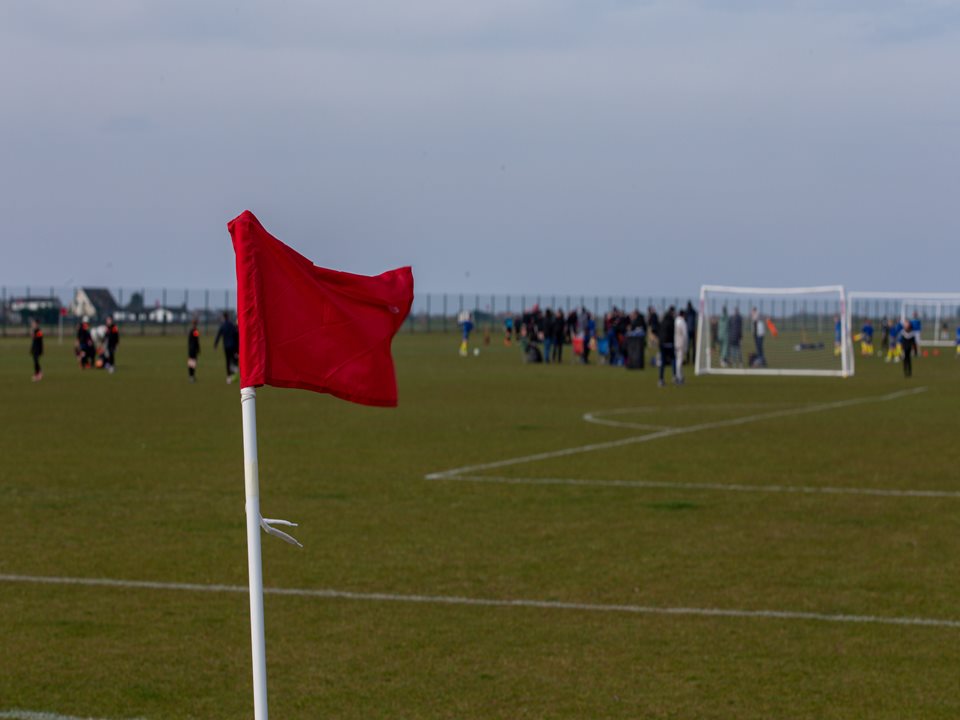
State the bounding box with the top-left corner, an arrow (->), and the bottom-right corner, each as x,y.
443,475 -> 960,499
425,387 -> 928,480
1,573 -> 959,630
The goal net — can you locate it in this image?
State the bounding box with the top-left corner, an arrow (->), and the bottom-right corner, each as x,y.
847,291 -> 960,353
695,285 -> 851,377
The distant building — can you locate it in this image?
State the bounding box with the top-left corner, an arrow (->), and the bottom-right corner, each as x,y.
7,296 -> 62,324
72,288 -> 118,320
148,305 -> 189,324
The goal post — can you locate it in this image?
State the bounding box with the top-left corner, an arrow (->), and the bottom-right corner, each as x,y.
847,291 -> 960,350
695,285 -> 851,377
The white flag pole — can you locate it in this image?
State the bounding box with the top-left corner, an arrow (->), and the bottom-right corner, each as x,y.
240,386 -> 269,719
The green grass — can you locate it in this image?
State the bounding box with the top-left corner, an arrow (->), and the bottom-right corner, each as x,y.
1,333 -> 958,718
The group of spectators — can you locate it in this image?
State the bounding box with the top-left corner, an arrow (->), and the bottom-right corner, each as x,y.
503,302 -> 699,386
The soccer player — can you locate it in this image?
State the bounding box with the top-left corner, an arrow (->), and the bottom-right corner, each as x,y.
956,324 -> 960,358
187,318 -> 201,382
103,316 -> 120,373
76,316 -> 95,369
833,315 -> 842,357
30,318 -> 44,381
214,311 -> 240,383
887,317 -> 903,363
457,310 -> 474,357
860,319 -> 874,356
909,311 -> 922,357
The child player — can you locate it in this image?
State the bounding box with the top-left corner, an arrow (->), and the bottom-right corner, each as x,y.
30,318 -> 44,381
187,318 -> 201,382
860,318 -> 874,356
956,323 -> 960,359
886,317 -> 903,363
458,310 -> 474,357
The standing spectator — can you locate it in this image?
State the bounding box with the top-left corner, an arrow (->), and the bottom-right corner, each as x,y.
658,306 -> 677,387
542,309 -> 555,364
552,309 -> 566,364
103,316 -> 120,374
728,308 -> 743,367
685,301 -> 697,365
581,309 -> 594,364
30,318 -> 44,382
214,311 -> 240,383
187,318 -> 201,383
627,309 -> 647,369
718,306 -> 729,367
900,321 -> 917,377
674,309 -> 688,384
751,307 -> 766,367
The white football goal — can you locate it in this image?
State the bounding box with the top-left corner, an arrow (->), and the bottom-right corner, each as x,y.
695,285 -> 851,377
847,291 -> 960,350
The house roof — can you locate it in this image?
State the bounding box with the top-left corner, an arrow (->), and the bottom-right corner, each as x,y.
81,288 -> 119,313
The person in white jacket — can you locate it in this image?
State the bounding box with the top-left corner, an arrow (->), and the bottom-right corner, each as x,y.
674,310 -> 688,384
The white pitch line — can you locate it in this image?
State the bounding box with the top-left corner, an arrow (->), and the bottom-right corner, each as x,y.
1,573 -> 958,629
0,712 -> 145,720
446,475 -> 960,498
426,386 -> 927,480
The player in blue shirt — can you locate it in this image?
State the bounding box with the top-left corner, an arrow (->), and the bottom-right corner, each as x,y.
833,315 -> 843,357
458,310 -> 474,357
887,319 -> 903,362
956,325 -> 960,358
909,312 -> 922,358
859,319 -> 874,356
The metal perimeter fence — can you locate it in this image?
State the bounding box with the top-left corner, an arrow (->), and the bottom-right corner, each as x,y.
0,286 -> 719,339
2,285 -> 921,339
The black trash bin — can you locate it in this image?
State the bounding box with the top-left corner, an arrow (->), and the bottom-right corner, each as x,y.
626,334 -> 645,370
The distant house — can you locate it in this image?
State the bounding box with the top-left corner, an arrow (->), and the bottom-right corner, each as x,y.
72,288 -> 118,321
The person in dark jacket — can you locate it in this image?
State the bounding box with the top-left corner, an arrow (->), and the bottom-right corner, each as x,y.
542,309 -> 555,364
214,312 -> 240,383
30,318 -> 44,382
76,316 -> 95,369
900,322 -> 917,378
103,316 -> 120,373
728,307 -> 744,367
552,309 -> 566,364
658,306 -> 677,387
685,301 -> 698,364
187,318 -> 201,383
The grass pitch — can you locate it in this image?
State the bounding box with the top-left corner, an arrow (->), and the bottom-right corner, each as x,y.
1,332 -> 958,719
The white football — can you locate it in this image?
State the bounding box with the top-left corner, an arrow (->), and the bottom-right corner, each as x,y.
473,348 -> 480,356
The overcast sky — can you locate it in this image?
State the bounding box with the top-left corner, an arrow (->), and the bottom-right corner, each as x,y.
2,0 -> 958,298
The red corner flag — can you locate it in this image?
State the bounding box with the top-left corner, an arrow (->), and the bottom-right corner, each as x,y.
228,210 -> 413,407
